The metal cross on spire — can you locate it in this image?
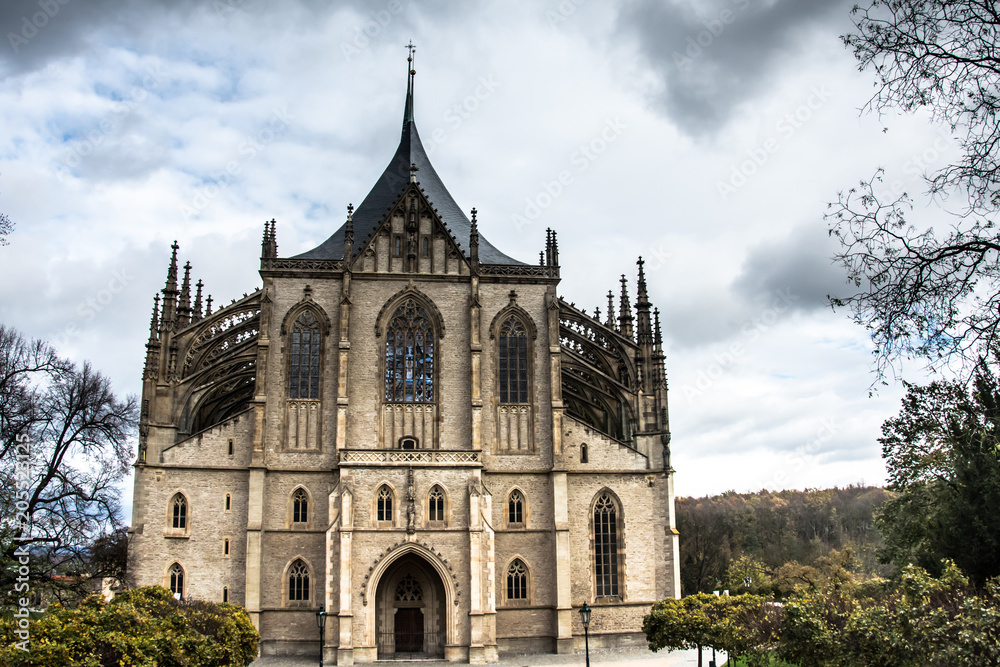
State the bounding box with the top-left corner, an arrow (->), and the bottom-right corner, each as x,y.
406,40 -> 416,66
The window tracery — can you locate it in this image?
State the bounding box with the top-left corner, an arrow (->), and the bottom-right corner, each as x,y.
169,563 -> 184,599
428,485 -> 445,522
385,299 -> 435,403
498,315 -> 529,404
292,489 -> 308,524
594,492 -> 621,598
506,559 -> 528,602
508,490 -> 524,526
289,311 -> 320,399
288,559 -> 309,602
377,486 -> 394,522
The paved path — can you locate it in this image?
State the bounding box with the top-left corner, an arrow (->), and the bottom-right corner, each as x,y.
252,646 -> 724,667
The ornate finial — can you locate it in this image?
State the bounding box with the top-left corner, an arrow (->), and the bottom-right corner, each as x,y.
406,40 -> 416,65
654,308 -> 663,346
347,203 -> 354,219
149,294 -> 160,340
409,162 -> 419,183
193,280 -> 204,321
594,306 -> 601,322
619,274 -> 634,339
205,295 -> 213,316
508,290 -> 517,306
606,291 -> 615,328
165,241 -> 180,290
539,251 -> 545,266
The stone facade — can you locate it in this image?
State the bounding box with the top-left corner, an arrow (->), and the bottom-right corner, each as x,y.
128,65 -> 680,664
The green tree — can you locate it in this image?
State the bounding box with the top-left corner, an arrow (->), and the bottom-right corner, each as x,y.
877,369 -> 1000,586
644,593 -> 715,666
829,1 -> 1000,381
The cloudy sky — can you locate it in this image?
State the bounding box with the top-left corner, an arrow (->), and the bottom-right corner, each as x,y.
0,0 -> 952,504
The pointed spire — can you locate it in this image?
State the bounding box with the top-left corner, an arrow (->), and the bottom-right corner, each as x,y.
539,251 -> 545,266
403,40 -> 416,128
148,294 -> 160,342
618,274 -> 634,339
606,291 -> 615,328
654,307 -> 666,389
206,295 -> 213,316
344,204 -> 354,261
261,219 -> 277,259
178,261 -> 192,326
161,241 -> 180,326
469,208 -> 479,265
636,256 -> 653,345
594,306 -> 601,323
193,280 -> 204,322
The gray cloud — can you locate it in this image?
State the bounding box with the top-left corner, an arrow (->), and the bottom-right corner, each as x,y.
616,0 -> 853,135
733,221 -> 846,312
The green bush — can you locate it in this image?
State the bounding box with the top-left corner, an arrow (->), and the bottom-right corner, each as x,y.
0,586 -> 258,666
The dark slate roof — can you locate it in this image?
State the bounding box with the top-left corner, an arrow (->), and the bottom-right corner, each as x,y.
293,73 -> 524,265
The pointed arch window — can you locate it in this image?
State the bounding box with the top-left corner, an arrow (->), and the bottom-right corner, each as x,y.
171,494 -> 187,530
506,559 -> 528,602
169,563 -> 184,599
428,485 -> 445,522
385,299 -> 435,403
289,311 -> 320,399
288,559 -> 310,602
498,315 -> 529,403
508,490 -> 524,526
593,492 -> 622,598
292,489 -> 308,524
377,485 -> 394,522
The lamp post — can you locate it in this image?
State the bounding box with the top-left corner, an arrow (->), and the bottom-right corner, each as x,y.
579,602 -> 592,667
315,605 -> 327,667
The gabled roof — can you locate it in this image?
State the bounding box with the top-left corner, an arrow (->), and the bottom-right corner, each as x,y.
294,67 -> 524,266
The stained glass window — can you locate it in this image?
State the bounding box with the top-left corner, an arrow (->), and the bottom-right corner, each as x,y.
288,560 -> 309,601
499,316 -> 528,403
507,559 -> 528,600
289,311 -> 320,399
594,493 -> 620,597
385,299 -> 434,403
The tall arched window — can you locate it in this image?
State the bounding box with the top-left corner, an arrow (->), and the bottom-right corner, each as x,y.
428,485 -> 445,522
292,489 -> 308,524
289,311 -> 320,399
508,490 -> 524,526
288,559 -> 310,602
385,299 -> 434,403
377,485 -> 394,522
593,492 -> 622,598
498,315 -> 528,403
171,493 -> 187,529
506,559 -> 528,602
169,563 -> 184,599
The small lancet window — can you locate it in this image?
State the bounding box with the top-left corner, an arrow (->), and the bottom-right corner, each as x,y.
422,237 -> 429,257
288,559 -> 309,601
394,236 -> 402,256
507,559 -> 528,601
498,315 -> 528,403
225,493 -> 232,512
171,494 -> 187,529
223,586 -> 229,603
292,489 -> 308,524
581,443 -> 589,464
169,563 -> 184,599
223,538 -> 230,556
428,485 -> 445,522
289,311 -> 321,399
508,490 -> 524,525
377,486 -> 394,522
385,299 -> 435,403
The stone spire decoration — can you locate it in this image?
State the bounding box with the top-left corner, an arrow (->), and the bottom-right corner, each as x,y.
653,308 -> 667,389
178,261 -> 193,326
544,228 -> 560,267
193,279 -> 204,322
605,291 -> 615,329
344,204 -> 354,262
618,275 -> 634,340
205,295 -> 213,316
160,241 -> 180,327
148,294 -> 160,342
261,219 -> 278,259
469,208 -> 479,266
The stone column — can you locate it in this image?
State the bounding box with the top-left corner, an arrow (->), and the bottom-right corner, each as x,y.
552,471 -> 574,653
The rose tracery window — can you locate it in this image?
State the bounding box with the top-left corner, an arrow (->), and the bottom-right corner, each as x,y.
289,311 -> 320,399
385,299 -> 435,403
395,574 -> 423,602
498,316 -> 528,403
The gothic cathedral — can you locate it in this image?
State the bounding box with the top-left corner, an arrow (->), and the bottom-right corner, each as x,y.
129,59 -> 680,664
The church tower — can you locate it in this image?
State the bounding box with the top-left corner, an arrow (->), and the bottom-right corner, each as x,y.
129,48 -> 679,664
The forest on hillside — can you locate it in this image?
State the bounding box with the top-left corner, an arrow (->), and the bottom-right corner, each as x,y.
677,485 -> 894,596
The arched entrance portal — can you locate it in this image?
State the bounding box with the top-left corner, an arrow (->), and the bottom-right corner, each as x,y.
375,553 -> 447,659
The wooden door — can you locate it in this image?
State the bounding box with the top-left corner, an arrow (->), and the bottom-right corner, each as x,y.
395,607 -> 423,652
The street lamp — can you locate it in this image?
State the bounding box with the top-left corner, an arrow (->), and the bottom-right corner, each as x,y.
579,602 -> 592,667
315,605 -> 327,667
